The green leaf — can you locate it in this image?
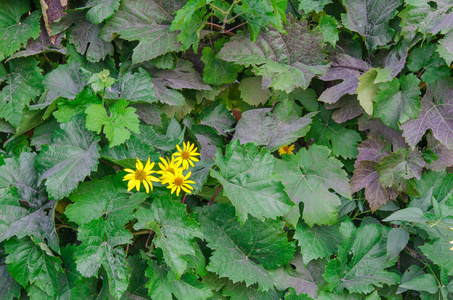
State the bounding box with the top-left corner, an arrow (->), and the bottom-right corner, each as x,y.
85,99 -> 140,147
76,218 -> 132,299
223,282 -> 280,300
238,76 -> 271,106
407,43 -> 450,85
173,6 -> 207,51
145,260 -> 213,300
201,39 -> 244,85
36,114 -> 100,200
66,176 -> 147,226
197,203 -> 295,291
373,74 -> 421,130
319,14 -> 339,47
218,15 -> 327,93
134,197 -> 203,279
307,108 -> 361,159
53,88 -> 101,123
382,207 -> 428,224
386,227 -> 410,260
102,0 -> 182,64
294,222 -> 342,264
199,103 -> 236,136
4,237 -> 62,298
275,145 -> 351,227
357,68 -> 379,115
115,68 -> 156,103
85,0 -> 120,24
324,221 -> 400,294
234,101 -> 316,152
420,239 -> 453,276
341,0 -> 401,51
211,141 -> 294,223
437,30 -> 453,66
0,1 -> 40,61
100,134 -> 160,169
40,61 -> 91,108
137,120 -> 185,152
30,120 -> 59,151
0,244 -> 21,300
298,0 -> 332,13
399,273 -> 438,294
0,57 -> 43,127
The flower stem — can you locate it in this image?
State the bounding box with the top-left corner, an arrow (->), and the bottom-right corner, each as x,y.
208,185 -> 223,206
182,194 -> 187,204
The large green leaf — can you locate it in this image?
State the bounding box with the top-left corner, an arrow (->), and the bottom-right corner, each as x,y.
133,197 -> 203,279
85,99 -> 140,147
65,176 -> 148,226
420,239 -> 453,276
145,260 -> 213,300
0,245 -> 21,300
199,103 -> 236,137
197,203 -> 295,291
101,0 -> 183,64
4,237 -> 62,298
217,15 -> 328,93
107,68 -> 156,103
85,0 -> 120,24
373,74 -> 421,130
324,221 -> 400,294
0,1 -> 40,61
341,0 -> 402,51
233,101 -> 316,152
211,141 -> 294,223
76,218 -> 132,299
275,145 -> 351,227
36,114 -> 100,200
0,57 -> 43,127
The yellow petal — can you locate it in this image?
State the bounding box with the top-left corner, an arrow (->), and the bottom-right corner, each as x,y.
188,160 -> 195,167
185,180 -> 196,184
188,142 -> 194,151
176,187 -> 181,196
136,158 -> 144,170
124,168 -> 135,173
181,186 -> 191,193
176,144 -> 183,153
184,171 -> 192,179
190,156 -> 200,162
144,158 -> 152,172
135,180 -> 141,192
143,180 -> 150,193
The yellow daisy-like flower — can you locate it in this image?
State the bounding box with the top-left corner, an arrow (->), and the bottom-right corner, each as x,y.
156,156 -> 182,179
123,158 -> 159,193
173,141 -> 200,170
161,169 -> 196,197
278,144 -> 295,155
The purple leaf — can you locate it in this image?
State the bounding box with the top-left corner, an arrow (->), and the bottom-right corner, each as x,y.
400,78 -> 453,149
355,136 -> 391,167
426,133 -> 453,171
326,95 -> 364,123
359,116 -> 408,150
319,54 -> 370,104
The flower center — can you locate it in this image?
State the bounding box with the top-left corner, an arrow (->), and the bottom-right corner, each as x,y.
174,177 -> 184,187
181,151 -> 190,160
135,170 -> 147,181
167,167 -> 175,174
283,146 -> 290,153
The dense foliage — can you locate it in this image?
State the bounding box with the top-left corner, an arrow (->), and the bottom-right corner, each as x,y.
1,0 -> 453,299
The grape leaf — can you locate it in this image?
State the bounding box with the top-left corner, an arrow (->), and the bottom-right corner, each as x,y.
373,74 -> 421,130
100,134 -> 160,169
233,101 -> 316,152
145,260 -> 213,300
354,136 -> 391,167
420,239 -> 453,276
53,88 -> 101,123
85,99 -> 140,147
65,176 -> 147,226
324,221 -> 400,294
223,282 -> 280,300
39,61 -> 91,108
211,141 -> 294,223
341,0 -> 401,51
407,43 -> 450,85
0,152 -> 47,208
356,68 -> 379,115
217,15 -> 328,93
197,203 -> 295,291
319,14 -> 339,47
0,245 -> 21,300
425,133 -> 453,172
275,145 -> 351,227
307,107 -> 361,159
76,217 -> 132,299
294,222 -> 342,265
0,57 -> 43,127
4,237 -> 62,298
358,116 -> 408,150
101,0 -> 183,64
327,95 -> 365,124
238,76 -> 271,106
400,77 -> 453,149
134,197 -> 203,279
199,103 -> 236,136
117,68 -> 156,103
437,30 -> 453,66
0,1 -> 41,61
85,0 -> 120,24
138,119 -> 185,152
36,114 -> 100,200
298,0 -> 332,13
201,38 -> 244,85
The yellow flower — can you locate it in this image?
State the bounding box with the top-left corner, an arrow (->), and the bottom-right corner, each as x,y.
156,156 -> 182,179
173,141 -> 200,170
278,144 -> 295,155
161,169 -> 196,197
123,158 -> 159,193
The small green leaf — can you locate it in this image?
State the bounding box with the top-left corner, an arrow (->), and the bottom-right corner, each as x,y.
357,68 -> 380,115
298,0 -> 332,13
53,88 -> 101,123
85,0 -> 120,24
437,30 -> 453,66
85,99 -> 140,147
399,273 -> 438,294
319,15 -> 339,47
